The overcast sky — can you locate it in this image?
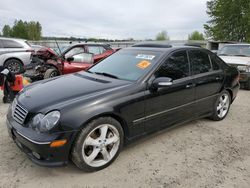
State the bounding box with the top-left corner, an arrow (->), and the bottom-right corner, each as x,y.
0,0 -> 209,40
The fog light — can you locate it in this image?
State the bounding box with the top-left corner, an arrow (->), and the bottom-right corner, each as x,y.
50,140 -> 67,147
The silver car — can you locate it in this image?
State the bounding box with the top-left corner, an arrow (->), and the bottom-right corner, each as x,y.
0,37 -> 33,73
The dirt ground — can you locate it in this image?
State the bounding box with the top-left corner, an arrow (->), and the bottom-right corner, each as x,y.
0,90 -> 250,188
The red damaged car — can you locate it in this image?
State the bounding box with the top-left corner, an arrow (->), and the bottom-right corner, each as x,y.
27,43 -> 118,80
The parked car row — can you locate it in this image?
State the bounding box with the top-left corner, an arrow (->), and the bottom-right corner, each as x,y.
25,43 -> 118,80
0,37 -> 119,79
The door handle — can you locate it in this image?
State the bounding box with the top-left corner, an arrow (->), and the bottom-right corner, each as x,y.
186,83 -> 195,89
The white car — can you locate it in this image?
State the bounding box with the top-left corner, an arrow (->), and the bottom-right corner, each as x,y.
218,44 -> 250,90
0,37 -> 33,73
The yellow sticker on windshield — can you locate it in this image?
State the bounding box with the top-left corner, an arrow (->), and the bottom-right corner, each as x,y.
137,60 -> 151,69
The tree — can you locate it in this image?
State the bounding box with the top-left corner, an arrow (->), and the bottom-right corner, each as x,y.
2,25 -> 12,37
2,20 -> 42,40
188,31 -> 205,40
204,0 -> 250,42
156,31 -> 170,41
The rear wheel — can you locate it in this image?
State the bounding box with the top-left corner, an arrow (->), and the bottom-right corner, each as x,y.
71,117 -> 123,172
210,90 -> 231,121
44,68 -> 59,79
4,59 -> 23,74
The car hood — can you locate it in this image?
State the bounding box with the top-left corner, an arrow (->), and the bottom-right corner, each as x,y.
17,72 -> 132,112
219,56 -> 250,66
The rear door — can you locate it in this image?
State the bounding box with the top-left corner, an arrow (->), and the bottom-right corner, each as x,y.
143,50 -> 196,133
188,49 -> 224,116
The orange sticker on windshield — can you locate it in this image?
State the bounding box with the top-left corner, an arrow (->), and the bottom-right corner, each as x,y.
137,60 -> 151,69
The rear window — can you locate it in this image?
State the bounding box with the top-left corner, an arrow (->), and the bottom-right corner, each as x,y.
2,39 -> 23,48
89,49 -> 162,81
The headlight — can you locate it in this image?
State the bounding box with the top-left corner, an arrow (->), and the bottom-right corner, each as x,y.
237,65 -> 250,72
30,111 -> 60,132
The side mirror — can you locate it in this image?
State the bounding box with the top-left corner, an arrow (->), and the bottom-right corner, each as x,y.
66,57 -> 74,62
152,77 -> 173,88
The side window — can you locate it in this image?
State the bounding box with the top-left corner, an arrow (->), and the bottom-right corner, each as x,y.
64,47 -> 85,58
189,50 -> 212,75
2,40 -> 23,48
72,53 -> 93,64
155,50 -> 190,80
88,46 -> 102,55
209,54 -> 220,70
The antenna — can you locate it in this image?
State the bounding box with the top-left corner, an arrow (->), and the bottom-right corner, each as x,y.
55,39 -> 63,57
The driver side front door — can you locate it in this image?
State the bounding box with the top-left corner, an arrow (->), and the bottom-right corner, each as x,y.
143,50 -> 196,133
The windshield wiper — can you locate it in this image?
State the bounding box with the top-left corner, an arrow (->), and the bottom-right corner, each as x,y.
218,53 -> 229,56
93,72 -> 119,79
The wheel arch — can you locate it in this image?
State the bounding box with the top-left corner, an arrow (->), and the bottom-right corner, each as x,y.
225,88 -> 233,103
77,112 -> 130,141
4,57 -> 24,66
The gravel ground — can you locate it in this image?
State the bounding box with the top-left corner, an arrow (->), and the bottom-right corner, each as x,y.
0,90 -> 250,188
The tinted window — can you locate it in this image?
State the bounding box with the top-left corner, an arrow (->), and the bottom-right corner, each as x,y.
209,54 -> 220,70
155,50 -> 189,80
89,50 -> 162,81
2,40 -> 23,48
189,50 -> 212,74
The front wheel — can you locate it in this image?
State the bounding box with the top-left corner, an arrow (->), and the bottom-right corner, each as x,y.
44,68 -> 59,79
210,90 -> 231,121
4,59 -> 23,74
71,117 -> 124,172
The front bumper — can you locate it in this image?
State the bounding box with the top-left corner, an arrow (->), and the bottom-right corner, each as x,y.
6,117 -> 78,167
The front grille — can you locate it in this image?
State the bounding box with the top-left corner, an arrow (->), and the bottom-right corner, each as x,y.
12,101 -> 28,125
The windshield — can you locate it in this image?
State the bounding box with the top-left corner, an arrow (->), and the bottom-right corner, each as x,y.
88,49 -> 162,81
218,45 -> 250,57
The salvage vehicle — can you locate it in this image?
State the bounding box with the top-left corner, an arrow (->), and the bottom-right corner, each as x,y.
218,44 -> 250,90
26,43 -> 117,80
6,44 -> 240,171
0,37 -> 34,73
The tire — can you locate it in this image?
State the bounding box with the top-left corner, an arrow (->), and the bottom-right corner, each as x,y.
71,117 -> 124,172
44,68 -> 59,79
4,59 -> 23,74
210,90 -> 231,121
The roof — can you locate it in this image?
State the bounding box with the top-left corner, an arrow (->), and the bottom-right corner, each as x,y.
126,43 -> 201,53
0,37 -> 27,42
222,43 -> 250,46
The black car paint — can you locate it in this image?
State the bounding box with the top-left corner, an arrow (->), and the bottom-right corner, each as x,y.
6,46 -> 240,167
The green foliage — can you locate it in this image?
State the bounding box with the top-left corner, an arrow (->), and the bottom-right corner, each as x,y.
156,31 -> 170,41
204,0 -> 250,42
2,19 -> 42,40
2,25 -> 12,37
188,31 -> 205,40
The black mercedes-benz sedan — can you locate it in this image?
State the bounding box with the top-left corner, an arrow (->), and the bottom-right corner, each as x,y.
6,44 -> 240,171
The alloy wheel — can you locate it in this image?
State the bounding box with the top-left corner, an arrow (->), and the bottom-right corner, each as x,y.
82,124 -> 120,167
217,93 -> 230,118
7,61 -> 21,73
